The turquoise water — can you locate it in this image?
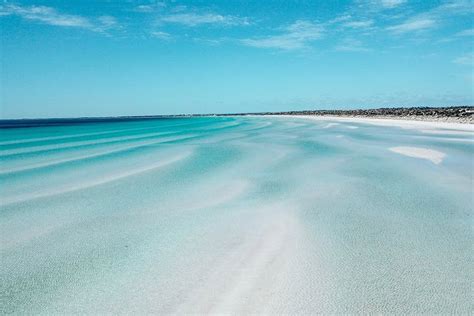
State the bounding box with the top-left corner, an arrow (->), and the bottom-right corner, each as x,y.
1,116 -> 472,314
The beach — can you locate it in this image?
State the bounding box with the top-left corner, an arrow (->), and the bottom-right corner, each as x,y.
291,114 -> 474,130
1,115 -> 472,314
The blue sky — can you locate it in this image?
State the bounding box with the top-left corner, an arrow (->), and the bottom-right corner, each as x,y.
1,0 -> 473,118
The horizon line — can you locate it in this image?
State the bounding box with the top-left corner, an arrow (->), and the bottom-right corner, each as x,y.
1,105 -> 473,122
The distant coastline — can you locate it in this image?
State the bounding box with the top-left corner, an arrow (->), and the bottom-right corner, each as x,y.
1,106 -> 472,128
221,106 -> 474,124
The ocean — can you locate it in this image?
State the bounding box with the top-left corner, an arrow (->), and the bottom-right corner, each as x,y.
1,116 -> 472,313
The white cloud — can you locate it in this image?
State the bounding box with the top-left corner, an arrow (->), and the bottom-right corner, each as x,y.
160,12 -> 250,27
0,4 -> 119,32
386,17 -> 436,33
455,28 -> 474,36
0,4 -> 91,27
241,20 -> 323,50
453,53 -> 474,66
354,0 -> 406,11
192,37 -> 223,46
135,2 -> 166,13
343,20 -> 374,28
380,0 -> 407,9
385,1 -> 473,35
433,0 -> 474,15
329,14 -> 352,23
151,31 -> 172,40
135,5 -> 154,13
97,16 -> 119,29
335,39 -> 370,52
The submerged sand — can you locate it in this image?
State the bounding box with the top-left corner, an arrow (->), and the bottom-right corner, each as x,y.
389,146 -> 446,164
1,116 -> 472,314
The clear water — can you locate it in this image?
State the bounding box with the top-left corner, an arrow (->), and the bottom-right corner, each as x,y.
1,116 -> 472,314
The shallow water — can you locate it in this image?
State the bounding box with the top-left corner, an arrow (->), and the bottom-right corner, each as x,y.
1,116 -> 472,314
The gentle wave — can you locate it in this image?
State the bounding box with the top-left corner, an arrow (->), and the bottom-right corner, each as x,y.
1,150 -> 192,206
0,134 -> 198,175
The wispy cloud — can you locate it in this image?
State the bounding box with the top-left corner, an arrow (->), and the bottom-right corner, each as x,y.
386,17 -> 436,33
97,16 -> 120,31
329,14 -> 352,24
0,4 -> 91,27
380,0 -> 407,9
150,31 -> 172,40
354,0 -> 407,12
386,1 -> 473,34
433,0 -> 474,16
134,2 -> 167,13
160,12 -> 250,27
343,20 -> 374,28
0,4 -> 119,32
241,20 -> 323,50
192,37 -> 224,46
455,28 -> 474,36
453,53 -> 473,65
335,38 -> 370,52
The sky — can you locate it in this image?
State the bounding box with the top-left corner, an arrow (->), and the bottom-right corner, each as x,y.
0,0 -> 473,118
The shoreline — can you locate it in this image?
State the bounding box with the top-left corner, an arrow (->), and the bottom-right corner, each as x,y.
269,115 -> 474,131
2,109 -> 473,130
226,106 -> 473,126
288,114 -> 473,124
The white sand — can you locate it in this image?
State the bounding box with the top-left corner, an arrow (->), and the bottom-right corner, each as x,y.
389,146 -> 446,164
420,129 -> 474,136
170,205 -> 305,314
284,115 -> 474,132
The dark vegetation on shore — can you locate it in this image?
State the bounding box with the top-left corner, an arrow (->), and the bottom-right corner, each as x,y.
217,106 -> 473,122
